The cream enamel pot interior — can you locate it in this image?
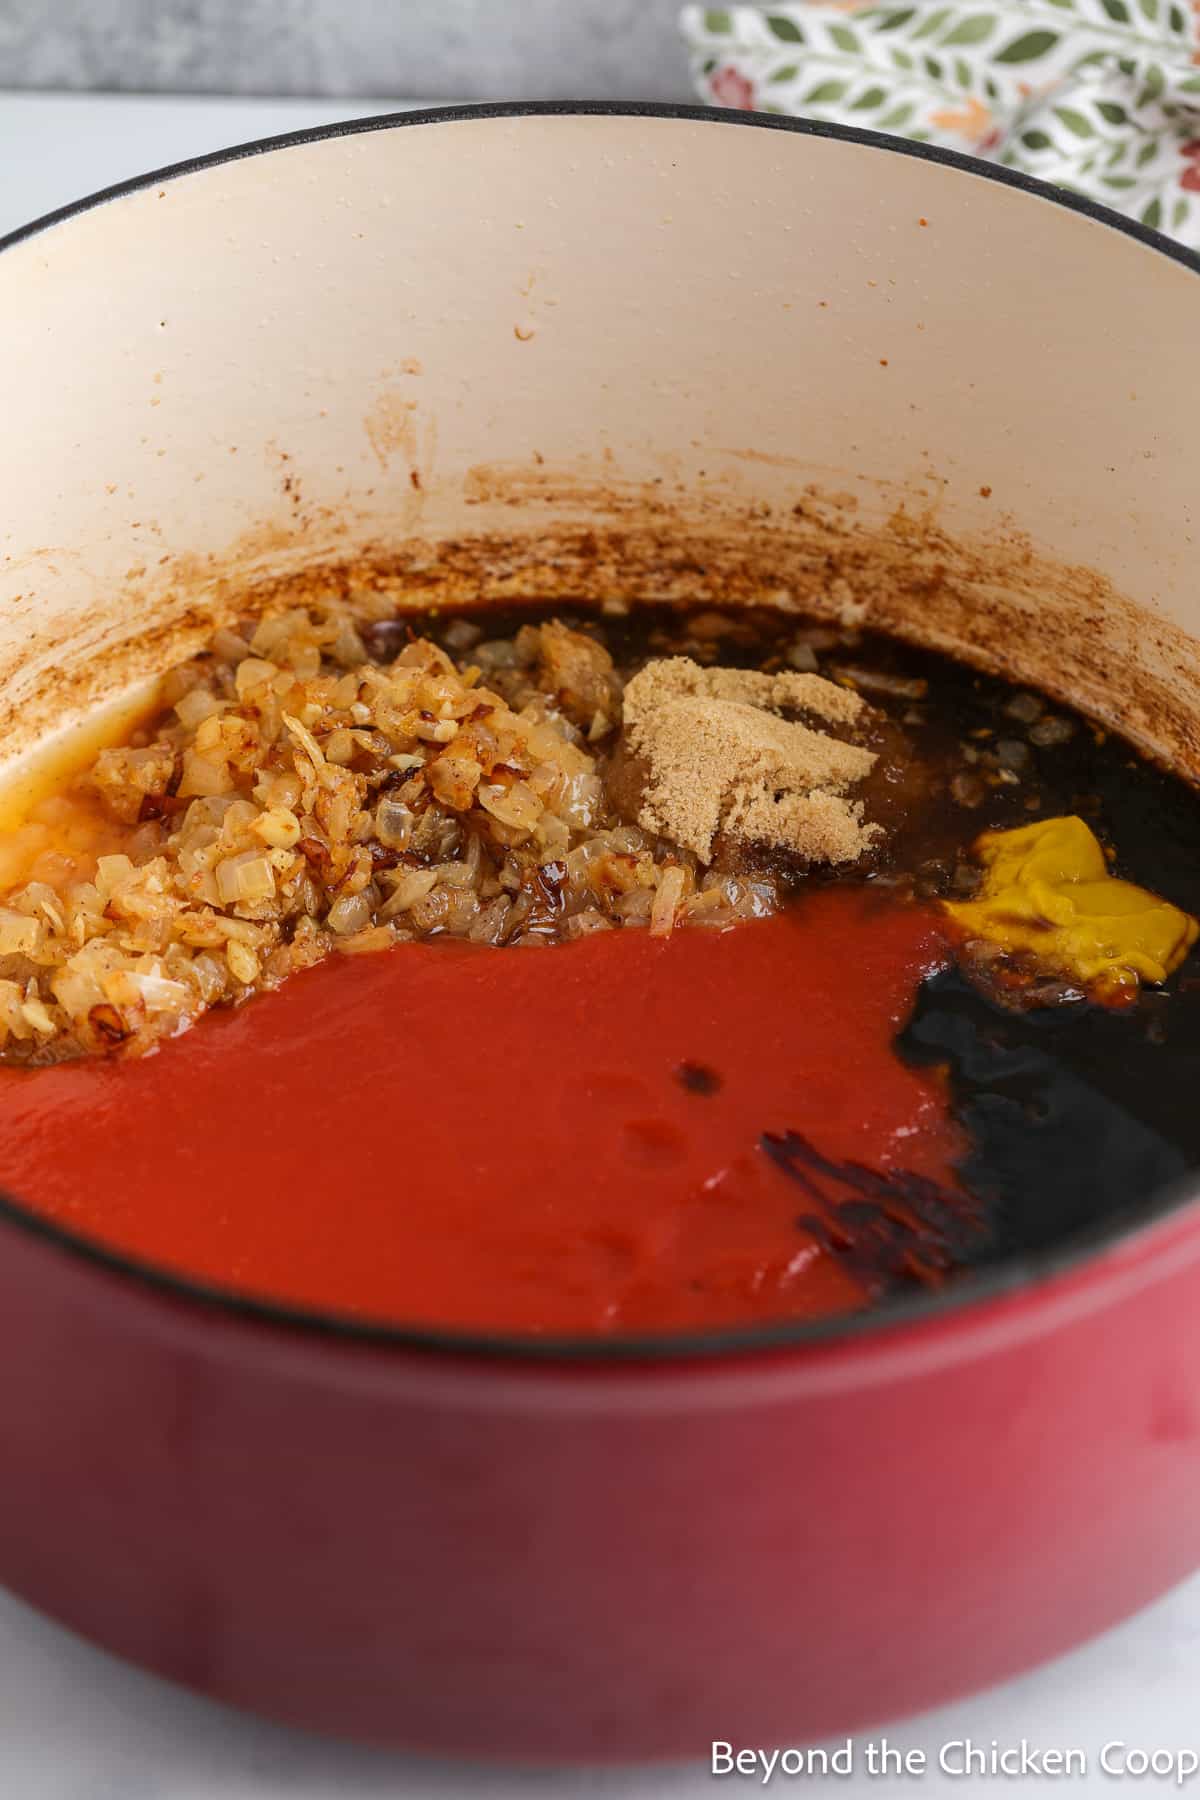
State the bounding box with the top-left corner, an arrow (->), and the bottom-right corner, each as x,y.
1,105 -> 1200,1758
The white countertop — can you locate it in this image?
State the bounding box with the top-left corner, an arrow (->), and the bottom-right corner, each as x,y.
1,88 -> 1198,1798
0,91 -> 439,239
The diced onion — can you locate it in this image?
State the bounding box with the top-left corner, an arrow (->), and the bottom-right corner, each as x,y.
225,941 -> 261,984
252,808 -> 301,849
215,852 -> 276,906
478,781 -> 541,832
234,658 -> 279,700
326,891 -> 374,936
0,908 -> 40,955
381,868 -> 439,917
650,866 -> 687,938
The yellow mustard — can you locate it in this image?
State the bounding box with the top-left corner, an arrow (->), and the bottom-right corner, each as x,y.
943,815 -> 1198,999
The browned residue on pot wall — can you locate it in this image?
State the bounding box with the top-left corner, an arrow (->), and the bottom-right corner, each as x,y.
2,463 -> 1198,789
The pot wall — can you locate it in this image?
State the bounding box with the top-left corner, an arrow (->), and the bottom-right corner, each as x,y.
1,111 -> 1198,763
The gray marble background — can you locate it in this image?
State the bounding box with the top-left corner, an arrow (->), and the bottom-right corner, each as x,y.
0,0 -> 693,100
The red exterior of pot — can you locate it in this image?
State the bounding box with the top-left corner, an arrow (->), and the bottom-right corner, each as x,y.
4,104 -> 1200,1761
0,1200 -> 1197,1759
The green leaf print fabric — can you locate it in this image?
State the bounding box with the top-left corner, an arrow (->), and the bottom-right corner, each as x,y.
681,1 -> 1200,244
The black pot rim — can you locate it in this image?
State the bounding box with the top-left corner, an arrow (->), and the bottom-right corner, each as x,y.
2,99 -> 1198,1367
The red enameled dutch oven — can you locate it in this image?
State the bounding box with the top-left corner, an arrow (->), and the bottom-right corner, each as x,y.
1,104 -> 1199,1760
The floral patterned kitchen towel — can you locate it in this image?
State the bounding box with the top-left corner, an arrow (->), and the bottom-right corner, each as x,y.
681,1 -> 1200,245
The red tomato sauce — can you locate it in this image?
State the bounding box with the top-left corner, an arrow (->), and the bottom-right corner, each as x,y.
0,889 -> 970,1334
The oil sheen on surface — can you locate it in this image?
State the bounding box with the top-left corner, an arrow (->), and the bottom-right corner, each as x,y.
0,889 -> 965,1333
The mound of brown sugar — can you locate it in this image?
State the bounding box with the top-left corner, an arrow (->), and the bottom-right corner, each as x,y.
621,657 -> 879,865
